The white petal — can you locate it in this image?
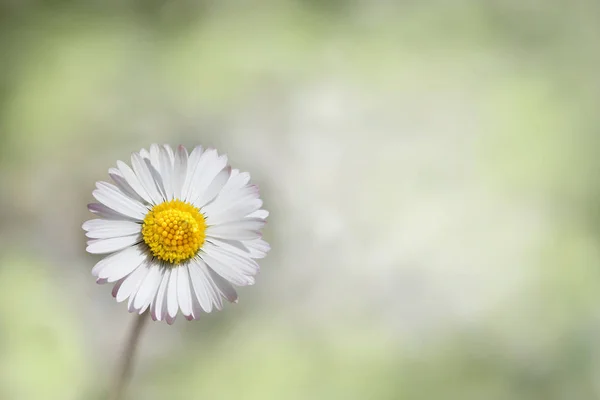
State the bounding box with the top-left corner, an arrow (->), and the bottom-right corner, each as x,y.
198,260 -> 225,310
207,267 -> 238,303
247,209 -> 269,219
144,157 -> 168,201
204,199 -> 263,226
206,218 -> 265,241
206,238 -> 252,258
163,144 -> 175,164
83,219 -> 141,239
149,144 -> 161,172
203,241 -> 259,276
209,172 -> 254,211
116,262 -> 150,303
93,182 -> 148,220
117,160 -> 153,204
167,268 -> 179,318
194,166 -> 231,208
188,260 -> 212,314
133,263 -> 162,313
131,152 -> 163,205
201,185 -> 259,220
185,150 -> 228,204
93,243 -> 146,281
87,203 -> 137,221
140,148 -> 151,160
243,238 -> 271,259
182,147 -> 212,201
187,265 -> 205,317
163,278 -> 173,323
200,250 -> 254,287
86,234 -> 141,254
177,266 -> 193,317
159,146 -> 174,200
220,170 -> 251,198
181,146 -> 204,200
112,277 -> 125,298
110,169 -> 148,205
222,184 -> 260,204
190,258 -> 222,311
173,145 -> 188,200
152,267 -> 171,321
211,237 -> 269,260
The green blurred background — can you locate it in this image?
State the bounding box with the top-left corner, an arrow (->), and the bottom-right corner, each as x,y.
1,0 -> 600,399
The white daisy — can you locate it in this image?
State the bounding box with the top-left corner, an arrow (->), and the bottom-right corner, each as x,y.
83,144 -> 270,324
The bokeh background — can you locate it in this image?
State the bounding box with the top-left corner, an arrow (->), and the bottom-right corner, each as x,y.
1,0 -> 600,399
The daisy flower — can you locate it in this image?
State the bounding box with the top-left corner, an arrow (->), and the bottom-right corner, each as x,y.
83,144 -> 269,324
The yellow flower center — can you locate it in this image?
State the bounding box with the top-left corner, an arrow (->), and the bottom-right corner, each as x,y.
142,200 -> 206,265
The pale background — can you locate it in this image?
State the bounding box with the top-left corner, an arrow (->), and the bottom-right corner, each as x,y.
1,1 -> 600,399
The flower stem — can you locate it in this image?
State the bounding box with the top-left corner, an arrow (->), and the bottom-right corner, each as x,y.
109,312 -> 149,400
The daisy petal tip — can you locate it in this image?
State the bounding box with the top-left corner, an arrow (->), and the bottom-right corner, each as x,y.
150,308 -> 162,321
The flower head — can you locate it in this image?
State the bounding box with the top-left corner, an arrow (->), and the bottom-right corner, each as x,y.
83,144 -> 269,324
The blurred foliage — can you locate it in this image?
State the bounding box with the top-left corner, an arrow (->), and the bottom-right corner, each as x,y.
0,257 -> 86,400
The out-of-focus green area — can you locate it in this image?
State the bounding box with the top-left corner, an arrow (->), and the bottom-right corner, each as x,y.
1,1 -> 600,399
